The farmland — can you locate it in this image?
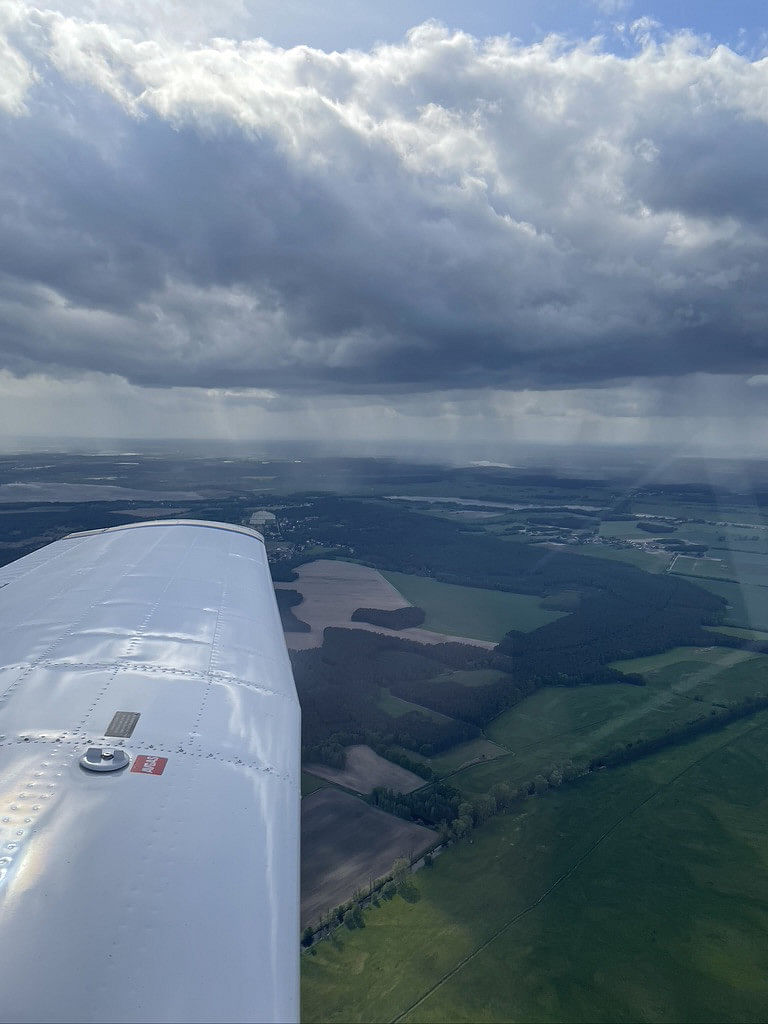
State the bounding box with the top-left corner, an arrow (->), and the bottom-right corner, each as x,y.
378,688 -> 452,723
2,450 -> 768,1019
300,789 -> 435,929
278,560 -> 494,650
672,554 -> 739,582
598,519 -> 656,540
426,738 -> 508,775
568,541 -> 671,573
448,646 -> 768,797
302,772 -> 330,797
302,712 -> 768,1023
686,578 -> 768,632
285,477 -> 768,977
304,745 -> 425,795
671,549 -> 768,589
18,450 -> 768,1022
381,571 -> 565,641
708,624 -> 768,641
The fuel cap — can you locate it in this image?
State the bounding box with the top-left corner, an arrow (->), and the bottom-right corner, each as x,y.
79,746 -> 130,772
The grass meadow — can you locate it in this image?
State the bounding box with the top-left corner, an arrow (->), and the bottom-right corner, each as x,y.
566,543 -> 670,573
449,646 -> 768,797
381,572 -> 564,641
707,624 -> 768,641
302,713 -> 768,1023
302,772 -> 329,797
685,578 -> 768,632
378,688 -> 453,723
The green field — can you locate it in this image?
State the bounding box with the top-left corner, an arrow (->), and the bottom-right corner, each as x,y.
390,738 -> 508,776
448,646 -> 768,797
598,520 -> 657,540
629,498 -> 749,521
302,713 -> 768,1023
598,518 -> 768,555
672,548 -> 768,588
381,572 -> 565,641
606,520 -> 768,552
431,669 -> 509,688
302,772 -> 329,797
671,554 -> 736,581
428,738 -> 509,775
378,688 -> 451,723
707,625 -> 768,641
711,526 -> 768,553
607,645 -> 753,675
686,578 -> 768,632
567,542 -> 670,573
611,646 -> 768,700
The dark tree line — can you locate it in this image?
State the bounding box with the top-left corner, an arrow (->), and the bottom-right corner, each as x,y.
636,521 -> 676,534
368,782 -> 461,826
588,693 -> 768,770
275,589 -> 311,633
351,606 -> 426,629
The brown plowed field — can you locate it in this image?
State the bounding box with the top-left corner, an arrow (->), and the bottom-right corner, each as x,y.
300,789 -> 434,928
304,744 -> 424,795
275,559 -> 493,650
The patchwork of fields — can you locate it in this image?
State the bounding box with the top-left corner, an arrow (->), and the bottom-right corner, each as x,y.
297,499 -> 768,1019
686,578 -> 768,632
301,790 -> 435,930
302,713 -> 768,1023
278,560 -> 495,649
449,646 -> 768,797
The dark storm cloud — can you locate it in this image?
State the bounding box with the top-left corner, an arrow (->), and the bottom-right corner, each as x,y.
2,14 -> 768,395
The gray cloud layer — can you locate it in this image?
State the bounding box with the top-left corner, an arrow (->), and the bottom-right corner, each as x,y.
1,10 -> 768,396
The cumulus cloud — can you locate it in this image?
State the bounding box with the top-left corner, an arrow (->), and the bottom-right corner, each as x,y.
1,9 -> 768,402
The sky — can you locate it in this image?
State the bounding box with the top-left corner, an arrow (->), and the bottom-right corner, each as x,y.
1,0 -> 768,451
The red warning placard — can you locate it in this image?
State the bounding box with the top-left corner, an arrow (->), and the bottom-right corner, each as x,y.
131,755 -> 168,776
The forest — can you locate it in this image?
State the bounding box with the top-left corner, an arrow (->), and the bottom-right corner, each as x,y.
350,606 -> 426,629
287,497 -> 725,765
275,589 -> 311,632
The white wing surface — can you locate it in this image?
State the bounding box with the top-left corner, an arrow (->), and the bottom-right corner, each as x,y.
0,520 -> 300,1023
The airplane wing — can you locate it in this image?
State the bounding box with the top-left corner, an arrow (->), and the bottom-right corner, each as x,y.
0,520 -> 300,1023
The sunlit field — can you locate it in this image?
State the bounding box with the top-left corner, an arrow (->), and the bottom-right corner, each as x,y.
382,572 -> 565,641
444,647 -> 768,797
302,714 -> 768,1023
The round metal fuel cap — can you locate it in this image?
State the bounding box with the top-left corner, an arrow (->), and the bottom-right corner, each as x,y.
79,746 -> 130,772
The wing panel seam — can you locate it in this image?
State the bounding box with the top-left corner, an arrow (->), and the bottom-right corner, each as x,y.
0,736 -> 296,778
0,531 -> 170,712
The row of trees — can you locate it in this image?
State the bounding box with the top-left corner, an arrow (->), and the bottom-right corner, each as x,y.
302,855 -> 424,945
303,689 -> 768,942
371,690 -> 768,842
368,781 -> 461,826
588,693 -> 768,770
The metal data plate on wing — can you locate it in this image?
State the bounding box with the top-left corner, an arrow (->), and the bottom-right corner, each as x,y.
104,710 -> 141,737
